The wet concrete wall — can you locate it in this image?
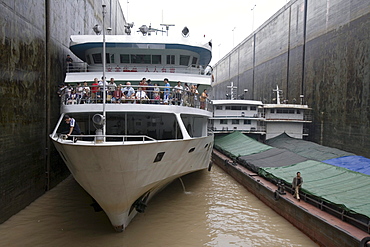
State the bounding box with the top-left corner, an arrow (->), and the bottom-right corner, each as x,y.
212,0 -> 370,158
0,0 -> 126,223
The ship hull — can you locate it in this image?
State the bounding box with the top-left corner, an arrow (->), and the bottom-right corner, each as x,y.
52,135 -> 213,230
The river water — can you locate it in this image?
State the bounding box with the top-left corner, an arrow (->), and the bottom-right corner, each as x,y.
0,165 -> 317,247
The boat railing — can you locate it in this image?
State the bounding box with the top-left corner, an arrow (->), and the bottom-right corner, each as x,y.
58,84 -> 212,111
211,126 -> 266,133
56,134 -> 157,144
66,62 -> 209,75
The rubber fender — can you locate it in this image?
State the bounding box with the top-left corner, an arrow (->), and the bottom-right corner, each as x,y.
360,236 -> 370,247
274,190 -> 280,201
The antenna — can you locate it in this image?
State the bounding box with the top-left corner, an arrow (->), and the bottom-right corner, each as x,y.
160,23 -> 175,36
273,85 -> 283,104
226,82 -> 238,100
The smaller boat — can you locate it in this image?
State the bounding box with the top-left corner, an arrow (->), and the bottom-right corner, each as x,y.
210,83 -> 312,140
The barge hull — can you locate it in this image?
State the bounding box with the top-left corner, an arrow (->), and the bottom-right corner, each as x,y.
212,149 -> 369,247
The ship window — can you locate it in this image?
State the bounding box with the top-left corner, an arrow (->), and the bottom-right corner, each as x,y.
297,110 -> 300,114
107,53 -> 114,64
132,54 -> 151,64
250,106 -> 257,110
86,55 -> 91,64
277,109 -> 295,114
244,120 -> 251,124
166,55 -> 175,64
92,53 -> 102,64
152,55 -> 161,64
120,54 -> 130,63
106,53 -> 111,63
270,109 -> 275,113
191,57 -> 198,66
215,106 -> 222,110
220,119 -> 228,125
180,55 -> 190,66
241,106 -> 248,110
153,152 -> 165,163
232,120 -> 239,124
231,106 -> 242,110
225,106 -> 231,110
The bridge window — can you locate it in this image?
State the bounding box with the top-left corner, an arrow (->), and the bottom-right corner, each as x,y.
232,120 -> 239,124
106,53 -> 114,64
220,119 -> 228,125
231,106 -> 242,110
191,57 -> 198,66
215,106 -> 222,110
244,120 -> 251,124
86,55 -> 91,64
180,55 -> 190,66
250,106 -> 257,110
152,55 -> 161,64
120,54 -> 130,63
132,54 -> 151,64
92,53 -> 102,64
277,109 -> 295,114
166,55 -> 175,64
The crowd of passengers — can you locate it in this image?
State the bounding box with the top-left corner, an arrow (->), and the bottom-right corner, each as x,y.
57,77 -> 209,109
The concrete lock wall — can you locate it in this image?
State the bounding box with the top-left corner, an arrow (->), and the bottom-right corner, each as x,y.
212,0 -> 370,158
0,0 -> 126,223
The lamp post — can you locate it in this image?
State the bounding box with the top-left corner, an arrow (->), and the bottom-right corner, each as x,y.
251,5 -> 256,32
232,27 -> 236,47
102,4 -> 107,138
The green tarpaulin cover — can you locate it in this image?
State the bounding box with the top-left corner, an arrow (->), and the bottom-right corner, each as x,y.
260,160 -> 370,218
214,132 -> 272,159
266,133 -> 354,161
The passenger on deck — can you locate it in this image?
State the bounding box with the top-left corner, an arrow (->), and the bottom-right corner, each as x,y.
57,83 -> 67,102
163,78 -> 170,105
91,78 -> 99,102
64,84 -> 73,104
112,86 -> 123,103
139,77 -> 148,91
121,82 -> 136,102
67,89 -> 78,105
193,85 -> 199,108
292,172 -> 303,202
107,78 -> 117,102
82,81 -> 90,103
66,55 -> 73,72
189,84 -> 198,107
146,79 -> 153,101
108,78 -> 117,95
136,87 -> 149,103
200,89 -> 208,109
183,83 -> 190,106
76,82 -> 84,104
153,83 -> 161,103
98,77 -> 108,102
173,81 -> 183,105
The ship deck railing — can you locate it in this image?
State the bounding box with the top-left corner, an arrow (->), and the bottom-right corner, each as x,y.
58,85 -> 212,111
66,62 -> 209,75
55,134 -> 158,144
211,126 -> 266,133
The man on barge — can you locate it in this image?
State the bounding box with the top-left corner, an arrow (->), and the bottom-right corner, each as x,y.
292,172 -> 303,202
